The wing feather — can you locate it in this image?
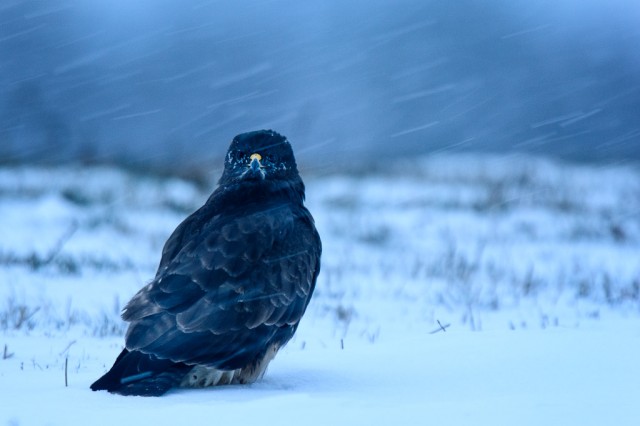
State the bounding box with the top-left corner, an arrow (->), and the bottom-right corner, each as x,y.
121,200 -> 320,368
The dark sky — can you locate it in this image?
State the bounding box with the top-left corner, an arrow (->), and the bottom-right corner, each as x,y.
1,0 -> 639,172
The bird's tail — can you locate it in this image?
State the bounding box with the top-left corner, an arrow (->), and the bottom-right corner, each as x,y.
90,349 -> 191,396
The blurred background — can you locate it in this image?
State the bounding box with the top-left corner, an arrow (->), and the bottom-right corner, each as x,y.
1,0 -> 639,175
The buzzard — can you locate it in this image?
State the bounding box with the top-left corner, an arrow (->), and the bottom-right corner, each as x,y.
91,130 -> 321,396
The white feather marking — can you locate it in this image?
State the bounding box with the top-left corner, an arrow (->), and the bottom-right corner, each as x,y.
179,344 -> 281,388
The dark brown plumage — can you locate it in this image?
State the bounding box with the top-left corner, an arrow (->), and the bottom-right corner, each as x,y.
91,130 -> 321,396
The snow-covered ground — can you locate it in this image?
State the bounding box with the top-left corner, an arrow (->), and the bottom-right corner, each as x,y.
1,155 -> 639,425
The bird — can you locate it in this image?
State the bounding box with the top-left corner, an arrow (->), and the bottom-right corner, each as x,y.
90,130 -> 321,396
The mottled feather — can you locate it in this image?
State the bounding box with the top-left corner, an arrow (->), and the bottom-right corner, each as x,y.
91,130 -> 321,395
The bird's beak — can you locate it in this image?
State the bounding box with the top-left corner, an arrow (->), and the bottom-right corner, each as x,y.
249,153 -> 263,175
239,152 -> 265,180
249,152 -> 264,178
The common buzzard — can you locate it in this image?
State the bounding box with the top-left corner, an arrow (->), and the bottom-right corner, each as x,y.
91,130 -> 321,396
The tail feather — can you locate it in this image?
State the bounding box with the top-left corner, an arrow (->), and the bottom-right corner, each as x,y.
91,349 -> 191,397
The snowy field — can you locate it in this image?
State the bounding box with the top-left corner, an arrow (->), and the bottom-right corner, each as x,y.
1,155 -> 639,425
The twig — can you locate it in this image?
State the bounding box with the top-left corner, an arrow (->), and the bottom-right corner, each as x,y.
60,340 -> 76,388
40,221 -> 79,268
59,340 -> 77,357
429,320 -> 451,334
340,338 -> 344,350
3,344 -> 14,360
15,306 -> 40,329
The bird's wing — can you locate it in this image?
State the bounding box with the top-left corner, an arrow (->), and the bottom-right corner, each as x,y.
120,202 -> 320,366
155,200 -> 213,272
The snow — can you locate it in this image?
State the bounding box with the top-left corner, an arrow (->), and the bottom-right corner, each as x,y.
2,324 -> 639,425
1,155 -> 639,425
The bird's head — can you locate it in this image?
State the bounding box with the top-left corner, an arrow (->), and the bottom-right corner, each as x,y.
219,130 -> 301,187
